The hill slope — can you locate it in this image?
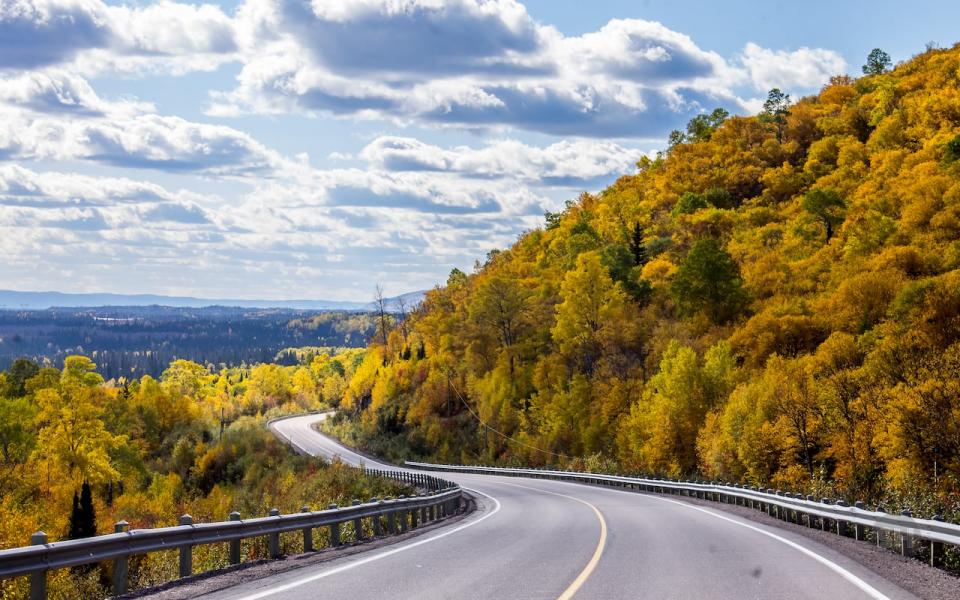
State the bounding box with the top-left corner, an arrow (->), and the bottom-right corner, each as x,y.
336,44 -> 960,505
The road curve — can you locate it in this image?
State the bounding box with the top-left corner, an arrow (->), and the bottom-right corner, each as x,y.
200,414 -> 917,600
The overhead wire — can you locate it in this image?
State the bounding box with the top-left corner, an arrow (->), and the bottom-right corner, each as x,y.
443,370 -> 571,460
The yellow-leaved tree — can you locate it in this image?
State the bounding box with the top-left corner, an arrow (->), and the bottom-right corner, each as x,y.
34,357 -> 124,487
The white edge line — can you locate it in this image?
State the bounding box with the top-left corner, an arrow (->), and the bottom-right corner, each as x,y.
528,477 -> 892,600
652,495 -> 891,600
230,487 -> 502,600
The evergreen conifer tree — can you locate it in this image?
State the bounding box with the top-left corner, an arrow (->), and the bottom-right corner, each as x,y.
67,482 -> 97,539
629,222 -> 648,267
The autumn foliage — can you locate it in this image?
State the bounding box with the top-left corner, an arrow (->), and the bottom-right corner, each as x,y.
338,44 -> 960,509
0,350 -> 407,598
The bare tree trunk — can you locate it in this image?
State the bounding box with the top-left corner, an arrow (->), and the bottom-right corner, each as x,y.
374,283 -> 390,349
396,297 -> 409,342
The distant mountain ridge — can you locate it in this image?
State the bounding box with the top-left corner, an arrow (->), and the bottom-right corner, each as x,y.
0,289 -> 426,311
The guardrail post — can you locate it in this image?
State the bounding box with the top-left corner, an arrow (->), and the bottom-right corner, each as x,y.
29,531 -> 47,600
398,496 -> 408,532
328,504 -> 341,546
835,501 -> 849,536
385,498 -> 397,533
301,506 -> 314,552
852,502 -> 866,540
900,510 -> 915,557
112,521 -> 129,595
931,515 -> 945,567
371,498 -> 383,536
268,508 -> 282,558
229,512 -> 242,563
875,506 -> 886,548
352,500 -> 364,541
179,514 -> 193,578
820,500 -> 832,531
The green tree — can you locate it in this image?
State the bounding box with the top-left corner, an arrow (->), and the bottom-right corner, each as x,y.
67,482 -> 97,539
862,48 -> 892,75
669,108 -> 729,146
704,187 -> 737,210
0,397 -> 37,464
761,88 -> 791,142
670,238 -> 748,323
944,134 -> 960,163
3,358 -> 39,397
629,222 -> 648,267
802,188 -> 846,241
544,210 -> 562,230
671,191 -> 709,217
667,129 -> 687,148
686,108 -> 730,142
447,268 -> 468,287
601,243 -> 651,303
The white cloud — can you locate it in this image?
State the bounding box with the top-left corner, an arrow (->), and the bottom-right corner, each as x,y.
740,42 -> 847,91
3,1 -> 847,138
0,70 -> 152,115
359,136 -> 645,185
0,71 -> 291,177
0,163 -> 211,207
212,2 -> 844,138
0,0 -> 237,75
0,162 -> 540,298
212,1 -> 752,137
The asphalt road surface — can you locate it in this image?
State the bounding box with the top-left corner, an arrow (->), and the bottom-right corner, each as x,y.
197,413 -> 918,600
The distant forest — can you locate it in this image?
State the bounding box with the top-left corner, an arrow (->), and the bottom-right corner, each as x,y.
0,306 -> 378,379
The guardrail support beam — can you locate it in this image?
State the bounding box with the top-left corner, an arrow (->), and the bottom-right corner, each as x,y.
900,510 -> 915,557
371,499 -> 383,536
229,512 -> 242,564
932,515 -> 945,567
328,504 -> 341,546
352,500 -> 364,541
386,508 -> 397,533
268,509 -> 282,558
301,506 -> 314,552
179,515 -> 193,578
112,521 -> 130,595
29,531 -> 47,600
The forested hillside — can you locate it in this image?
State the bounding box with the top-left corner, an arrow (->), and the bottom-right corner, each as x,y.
334,44 -> 960,507
0,307 -> 377,379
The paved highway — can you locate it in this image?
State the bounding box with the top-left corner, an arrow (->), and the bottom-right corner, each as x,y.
200,414 -> 917,600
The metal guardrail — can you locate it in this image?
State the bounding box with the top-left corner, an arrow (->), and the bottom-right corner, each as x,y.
407,461 -> 960,568
0,468 -> 464,600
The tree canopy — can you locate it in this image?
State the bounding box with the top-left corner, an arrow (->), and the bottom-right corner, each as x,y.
332,42 -> 960,513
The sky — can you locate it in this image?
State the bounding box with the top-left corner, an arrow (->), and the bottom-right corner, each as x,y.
1,1 -> 957,301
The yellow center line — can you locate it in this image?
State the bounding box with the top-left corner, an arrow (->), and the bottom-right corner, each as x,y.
495,480 -> 608,600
